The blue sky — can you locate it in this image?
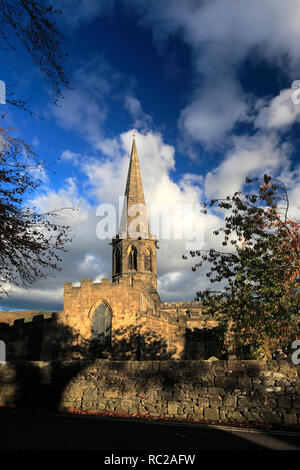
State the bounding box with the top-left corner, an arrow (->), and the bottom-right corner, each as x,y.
1,0 -> 300,310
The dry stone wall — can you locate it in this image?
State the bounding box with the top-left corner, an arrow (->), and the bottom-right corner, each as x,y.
0,360 -> 299,427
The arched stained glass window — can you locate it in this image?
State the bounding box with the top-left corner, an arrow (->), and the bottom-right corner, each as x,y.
128,245 -> 137,270
91,302 -> 112,345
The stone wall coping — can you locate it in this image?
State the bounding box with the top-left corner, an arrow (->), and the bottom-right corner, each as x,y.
1,359 -> 298,368
161,301 -> 202,307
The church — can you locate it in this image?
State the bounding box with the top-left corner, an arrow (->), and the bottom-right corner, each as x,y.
60,134 -> 219,359
0,135 -> 221,361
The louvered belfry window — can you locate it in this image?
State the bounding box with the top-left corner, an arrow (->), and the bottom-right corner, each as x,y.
128,245 -> 137,270
144,248 -> 152,272
114,247 -> 121,274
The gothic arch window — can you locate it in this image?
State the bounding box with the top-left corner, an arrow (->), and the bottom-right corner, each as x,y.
128,245 -> 137,270
91,302 -> 112,345
114,247 -> 121,274
144,248 -> 152,272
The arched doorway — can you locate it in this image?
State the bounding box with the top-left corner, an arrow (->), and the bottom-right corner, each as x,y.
91,301 -> 112,346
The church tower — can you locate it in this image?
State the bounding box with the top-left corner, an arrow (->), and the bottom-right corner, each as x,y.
111,133 -> 158,297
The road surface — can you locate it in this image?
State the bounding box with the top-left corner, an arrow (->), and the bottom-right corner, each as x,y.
0,411 -> 299,451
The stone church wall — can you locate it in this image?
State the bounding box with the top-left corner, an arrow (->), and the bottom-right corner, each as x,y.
0,309 -> 222,361
0,360 -> 299,427
0,282 -> 222,362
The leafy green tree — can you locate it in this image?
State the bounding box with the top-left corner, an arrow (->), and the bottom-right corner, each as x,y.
187,175 -> 300,358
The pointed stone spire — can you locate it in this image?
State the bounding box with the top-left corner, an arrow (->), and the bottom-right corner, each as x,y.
119,132 -> 150,239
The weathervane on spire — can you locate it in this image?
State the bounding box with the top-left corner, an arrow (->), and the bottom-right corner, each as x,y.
133,129 -> 136,139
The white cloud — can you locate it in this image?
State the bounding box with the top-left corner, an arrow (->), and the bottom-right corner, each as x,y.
204,133 -> 286,199
124,95 -> 153,131
52,59 -> 154,157
2,176 -> 111,310
60,149 -> 82,164
0,285 -> 64,312
179,78 -> 249,146
124,0 -> 300,145
201,86 -> 300,210
49,1 -> 300,149
255,88 -> 300,130
51,58 -> 118,148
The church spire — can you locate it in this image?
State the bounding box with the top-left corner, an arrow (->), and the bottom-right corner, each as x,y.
119,133 -> 150,239
112,132 -> 158,295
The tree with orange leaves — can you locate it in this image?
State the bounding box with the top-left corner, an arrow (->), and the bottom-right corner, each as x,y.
188,174 -> 300,358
